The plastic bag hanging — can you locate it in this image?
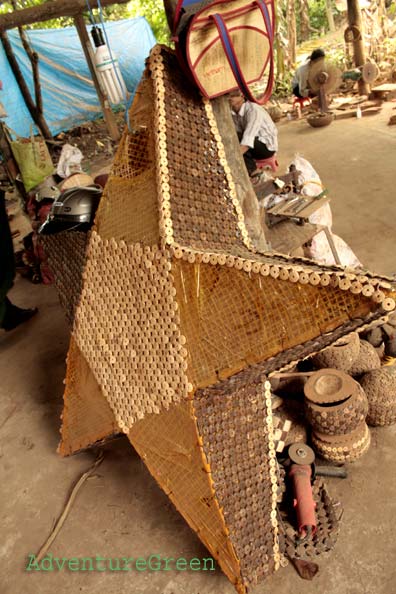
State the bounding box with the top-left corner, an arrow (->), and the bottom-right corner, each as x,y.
91,26 -> 127,105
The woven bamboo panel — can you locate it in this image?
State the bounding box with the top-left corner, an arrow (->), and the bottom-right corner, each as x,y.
72,232 -> 188,432
111,75 -> 154,181
94,173 -> 159,245
195,377 -> 280,590
59,336 -> 119,456
152,49 -> 252,252
43,231 -> 88,326
48,44 -> 396,594
94,76 -> 159,246
128,400 -> 244,593
172,258 -> 374,389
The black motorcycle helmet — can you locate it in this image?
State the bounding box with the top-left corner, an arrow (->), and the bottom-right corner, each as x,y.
39,185 -> 103,235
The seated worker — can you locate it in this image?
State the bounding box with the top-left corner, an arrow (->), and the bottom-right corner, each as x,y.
229,91 -> 278,177
292,48 -> 325,98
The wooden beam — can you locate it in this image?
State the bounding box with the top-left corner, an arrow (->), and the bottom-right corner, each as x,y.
0,0 -> 129,31
73,13 -> 120,141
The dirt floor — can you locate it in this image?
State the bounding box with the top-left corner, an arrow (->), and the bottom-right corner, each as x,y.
1,102 -> 396,594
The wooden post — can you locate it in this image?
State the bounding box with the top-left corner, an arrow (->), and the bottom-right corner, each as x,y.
74,14 -> 120,142
347,0 -> 369,95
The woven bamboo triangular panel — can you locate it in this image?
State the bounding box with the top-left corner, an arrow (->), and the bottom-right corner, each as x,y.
49,46 -> 395,592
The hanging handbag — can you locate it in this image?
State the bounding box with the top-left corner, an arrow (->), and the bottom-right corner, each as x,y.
172,0 -> 275,104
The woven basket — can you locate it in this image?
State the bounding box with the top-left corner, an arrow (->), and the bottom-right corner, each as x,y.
312,422 -> 371,463
305,383 -> 368,436
360,367 -> 396,426
312,333 -> 360,372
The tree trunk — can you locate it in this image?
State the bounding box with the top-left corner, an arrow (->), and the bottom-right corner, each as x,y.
11,0 -> 44,116
275,35 -> 285,79
325,0 -> 336,33
378,0 -> 388,38
347,0 -> 369,95
211,97 -> 268,252
299,0 -> 311,41
287,0 -> 296,66
0,0 -> 129,31
0,30 -> 52,138
274,0 -> 290,76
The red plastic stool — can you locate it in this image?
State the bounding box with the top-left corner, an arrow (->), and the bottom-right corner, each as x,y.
292,96 -> 312,109
255,154 -> 279,173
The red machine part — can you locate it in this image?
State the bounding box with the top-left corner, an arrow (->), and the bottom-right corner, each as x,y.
288,443 -> 317,538
289,463 -> 317,538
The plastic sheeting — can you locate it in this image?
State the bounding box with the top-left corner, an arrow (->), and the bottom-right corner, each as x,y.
0,17 -> 156,138
291,155 -> 362,269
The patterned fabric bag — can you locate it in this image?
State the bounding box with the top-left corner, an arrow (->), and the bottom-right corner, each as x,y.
173,0 -> 275,104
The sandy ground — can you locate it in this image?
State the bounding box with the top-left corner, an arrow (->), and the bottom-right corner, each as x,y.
1,103 -> 396,594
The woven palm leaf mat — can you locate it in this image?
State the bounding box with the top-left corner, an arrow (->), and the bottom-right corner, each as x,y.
42,44 -> 396,594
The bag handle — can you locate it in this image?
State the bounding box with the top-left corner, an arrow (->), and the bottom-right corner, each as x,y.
4,122 -> 41,146
211,0 -> 275,105
2,123 -> 21,143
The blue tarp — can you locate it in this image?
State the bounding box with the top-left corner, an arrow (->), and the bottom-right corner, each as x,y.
0,17 -> 156,137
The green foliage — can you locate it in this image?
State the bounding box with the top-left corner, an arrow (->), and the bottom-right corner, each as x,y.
388,1 -> 396,17
382,36 -> 396,65
272,69 -> 293,98
0,0 -> 170,41
125,0 -> 169,43
298,0 -> 342,39
307,0 -> 328,34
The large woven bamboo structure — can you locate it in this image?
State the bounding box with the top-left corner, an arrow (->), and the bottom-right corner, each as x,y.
47,46 -> 396,593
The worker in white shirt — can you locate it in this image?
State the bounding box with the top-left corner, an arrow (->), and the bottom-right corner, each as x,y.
229,91 -> 278,177
292,48 -> 325,98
